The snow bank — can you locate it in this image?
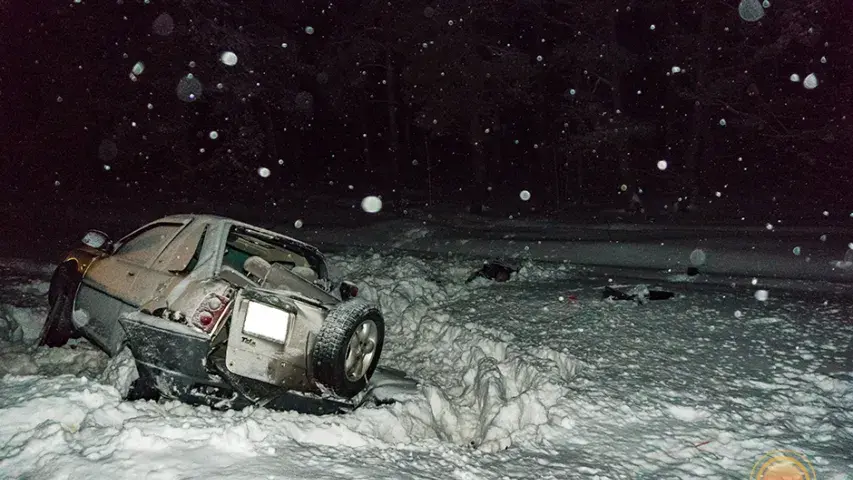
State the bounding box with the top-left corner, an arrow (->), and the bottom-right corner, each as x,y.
0,253 -> 586,480
279,220 -> 853,286
0,271 -> 107,379
2,250 -> 851,478
333,253 -> 586,452
0,304 -> 45,344
97,347 -> 140,398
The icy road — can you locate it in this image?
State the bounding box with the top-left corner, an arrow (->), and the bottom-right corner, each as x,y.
0,253 -> 851,479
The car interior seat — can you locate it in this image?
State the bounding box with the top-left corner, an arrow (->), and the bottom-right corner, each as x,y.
243,256 -> 272,283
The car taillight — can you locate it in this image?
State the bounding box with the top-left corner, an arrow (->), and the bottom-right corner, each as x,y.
340,281 -> 359,300
193,293 -> 231,333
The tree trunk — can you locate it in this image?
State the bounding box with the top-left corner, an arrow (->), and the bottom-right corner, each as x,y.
570,70 -> 586,205
491,112 -> 502,182
384,45 -> 401,208
552,147 -> 561,210
684,0 -> 712,205
424,134 -> 433,208
360,104 -> 373,182
576,148 -> 586,205
254,98 -> 279,167
610,9 -> 631,204
403,108 -> 412,170
469,115 -> 488,213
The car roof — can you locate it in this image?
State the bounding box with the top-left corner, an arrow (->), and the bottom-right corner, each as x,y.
159,213 -> 230,225
156,213 -> 324,256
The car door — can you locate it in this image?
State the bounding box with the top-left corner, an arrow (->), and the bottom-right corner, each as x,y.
75,221 -> 186,354
129,219 -> 209,310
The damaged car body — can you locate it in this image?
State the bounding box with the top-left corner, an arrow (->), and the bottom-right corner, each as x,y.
40,214 -> 414,414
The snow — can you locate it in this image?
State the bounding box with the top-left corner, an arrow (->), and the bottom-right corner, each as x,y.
275,218 -> 853,296
804,73 -> 819,90
1,223 -> 852,478
97,347 -> 139,398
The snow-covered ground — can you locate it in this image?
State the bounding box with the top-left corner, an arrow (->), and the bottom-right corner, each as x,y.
277,217 -> 853,294
1,245 -> 852,479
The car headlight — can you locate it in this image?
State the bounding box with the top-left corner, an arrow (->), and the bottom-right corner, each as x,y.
243,301 -> 292,344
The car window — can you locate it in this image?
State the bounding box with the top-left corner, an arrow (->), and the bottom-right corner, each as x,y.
221,227 -> 327,283
152,222 -> 208,273
114,223 -> 182,266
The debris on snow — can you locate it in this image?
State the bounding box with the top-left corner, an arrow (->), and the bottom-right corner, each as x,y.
0,246 -> 850,478
602,284 -> 675,304
466,260 -> 516,283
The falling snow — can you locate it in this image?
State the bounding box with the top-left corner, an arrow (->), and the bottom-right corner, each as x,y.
220,51 -> 238,66
152,12 -> 174,36
176,74 -> 203,102
361,195 -> 383,213
739,0 -> 766,22
803,73 -> 819,90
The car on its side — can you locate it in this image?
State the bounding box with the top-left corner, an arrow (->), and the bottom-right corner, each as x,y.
40,214 -> 396,413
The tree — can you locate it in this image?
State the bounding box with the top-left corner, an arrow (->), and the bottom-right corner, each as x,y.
524,0 -> 658,206
654,0 -> 849,208
316,0 -> 416,200
401,1 -> 537,211
10,0 -> 319,202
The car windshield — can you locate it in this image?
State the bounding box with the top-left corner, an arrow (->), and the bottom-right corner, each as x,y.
221,227 -> 325,285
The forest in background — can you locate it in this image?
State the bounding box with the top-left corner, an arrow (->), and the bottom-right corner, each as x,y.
1,0 -> 850,214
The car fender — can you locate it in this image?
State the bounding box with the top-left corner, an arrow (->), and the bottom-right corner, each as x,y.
62,245 -> 110,278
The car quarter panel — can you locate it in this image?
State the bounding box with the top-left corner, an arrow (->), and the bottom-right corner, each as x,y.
62,245 -> 109,276
119,310 -> 212,380
131,219 -> 210,312
74,257 -> 144,354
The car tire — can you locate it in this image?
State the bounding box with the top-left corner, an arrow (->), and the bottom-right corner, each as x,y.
39,263 -> 80,348
312,299 -> 385,399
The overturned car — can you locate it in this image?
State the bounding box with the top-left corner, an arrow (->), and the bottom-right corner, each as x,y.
40,214 -> 410,413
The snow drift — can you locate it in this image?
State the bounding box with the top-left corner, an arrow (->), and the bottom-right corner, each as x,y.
1,249 -> 852,479
0,253 -> 588,478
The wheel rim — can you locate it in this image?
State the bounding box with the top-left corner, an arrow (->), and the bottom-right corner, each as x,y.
343,319 -> 379,382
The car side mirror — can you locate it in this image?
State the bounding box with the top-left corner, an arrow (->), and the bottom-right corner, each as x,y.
81,230 -> 112,251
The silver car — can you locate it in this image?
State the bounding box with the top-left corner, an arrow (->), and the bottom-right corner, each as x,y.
40,214 -> 397,413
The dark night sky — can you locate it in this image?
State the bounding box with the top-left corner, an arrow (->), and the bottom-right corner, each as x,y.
0,0 -> 851,221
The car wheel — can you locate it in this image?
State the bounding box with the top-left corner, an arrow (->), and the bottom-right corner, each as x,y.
312,299 -> 385,399
39,263 -> 80,347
